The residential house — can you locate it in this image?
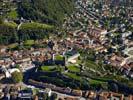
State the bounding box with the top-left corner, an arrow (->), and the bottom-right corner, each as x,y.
64,97 -> 79,100
95,46 -> 107,53
15,57 -> 34,72
71,90 -> 82,96
110,92 -> 124,100
88,27 -> 107,42
99,92 -> 125,100
18,89 -> 33,100
109,55 -> 124,68
0,46 -> 7,53
121,31 -> 132,39
84,91 -> 96,99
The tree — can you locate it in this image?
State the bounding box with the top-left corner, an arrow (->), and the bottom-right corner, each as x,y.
12,71 -> 23,83
15,64 -> 20,69
0,23 -> 17,44
43,93 -> 49,100
0,17 -> 3,24
50,93 -> 57,100
87,49 -> 96,61
108,82 -> 118,92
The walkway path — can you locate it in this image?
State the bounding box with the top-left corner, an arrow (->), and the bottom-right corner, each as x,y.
17,22 -> 23,30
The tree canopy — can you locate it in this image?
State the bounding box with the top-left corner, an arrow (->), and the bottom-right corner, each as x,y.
18,0 -> 75,25
12,71 -> 23,83
0,0 -> 75,45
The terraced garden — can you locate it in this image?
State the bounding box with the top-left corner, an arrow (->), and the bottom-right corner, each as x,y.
67,65 -> 80,73
32,61 -> 110,90
64,73 -> 81,81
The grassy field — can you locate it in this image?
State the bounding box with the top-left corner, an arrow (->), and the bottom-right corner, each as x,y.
8,43 -> 18,49
39,66 -> 58,72
54,55 -> 64,61
24,40 -> 35,46
89,79 -> 106,85
67,65 -> 80,73
64,73 -> 81,81
20,22 -> 54,30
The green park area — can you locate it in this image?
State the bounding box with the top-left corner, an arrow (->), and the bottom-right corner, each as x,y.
67,65 -> 80,73
64,73 -> 81,81
8,43 -> 18,49
39,66 -> 58,72
54,55 -> 64,61
89,79 -> 106,85
24,40 -> 35,46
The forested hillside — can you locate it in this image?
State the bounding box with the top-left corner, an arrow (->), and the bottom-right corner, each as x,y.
18,0 -> 75,25
0,21 -> 54,44
0,0 -> 75,44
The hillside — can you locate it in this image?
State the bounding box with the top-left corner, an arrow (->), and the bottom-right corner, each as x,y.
18,0 -> 75,25
0,0 -> 75,44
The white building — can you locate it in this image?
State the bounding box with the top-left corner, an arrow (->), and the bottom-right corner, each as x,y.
44,88 -> 52,97
67,53 -> 80,63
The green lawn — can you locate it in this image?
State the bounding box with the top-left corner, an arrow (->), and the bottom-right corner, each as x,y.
8,43 -> 18,49
67,65 -> 80,73
89,79 -> 106,85
20,22 -> 54,30
89,79 -> 108,90
39,66 -> 61,72
24,40 -> 34,46
40,66 -> 55,71
54,55 -> 64,61
64,73 -> 81,81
